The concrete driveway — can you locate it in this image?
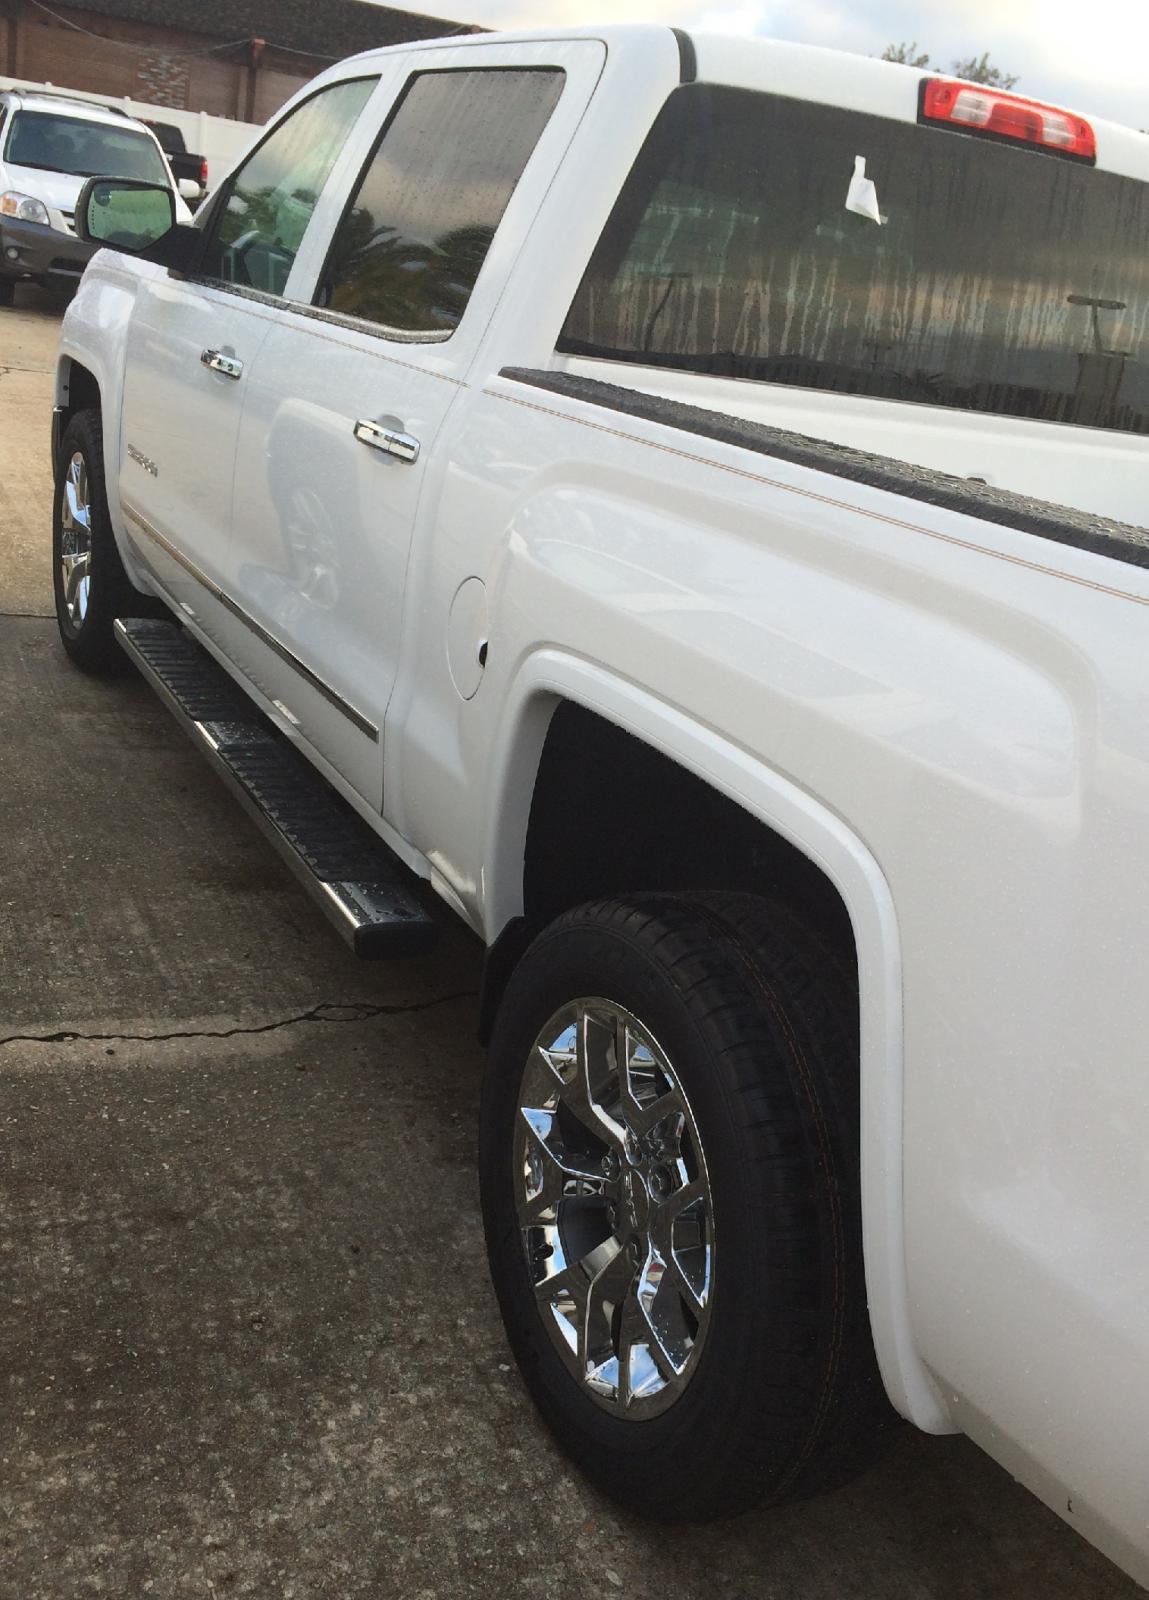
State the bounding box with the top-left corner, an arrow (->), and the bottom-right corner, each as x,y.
0,283 -> 1140,1600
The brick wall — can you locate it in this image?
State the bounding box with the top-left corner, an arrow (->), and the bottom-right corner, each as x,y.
134,50 -> 189,109
1,0 -> 335,121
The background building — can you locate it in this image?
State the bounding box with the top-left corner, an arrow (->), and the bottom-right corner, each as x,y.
0,0 -> 482,122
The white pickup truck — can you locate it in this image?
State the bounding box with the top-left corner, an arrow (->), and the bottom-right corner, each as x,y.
49,25 -> 1149,1585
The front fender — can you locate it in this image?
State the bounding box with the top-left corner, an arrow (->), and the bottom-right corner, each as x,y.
56,256 -> 157,594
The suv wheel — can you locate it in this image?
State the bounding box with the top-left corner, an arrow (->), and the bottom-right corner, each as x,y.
0,278 -> 14,307
52,408 -> 158,673
480,892 -> 894,1520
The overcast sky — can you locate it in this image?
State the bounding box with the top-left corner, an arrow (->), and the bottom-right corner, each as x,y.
390,0 -> 1148,130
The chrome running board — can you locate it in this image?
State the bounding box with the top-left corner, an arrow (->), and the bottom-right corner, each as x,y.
115,617 -> 437,960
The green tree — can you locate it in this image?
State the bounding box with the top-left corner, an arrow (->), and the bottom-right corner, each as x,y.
881,43 -> 1019,88
881,41 -> 931,67
951,51 -> 1019,89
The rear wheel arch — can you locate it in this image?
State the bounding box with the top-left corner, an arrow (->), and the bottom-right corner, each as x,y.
478,666 -> 951,1434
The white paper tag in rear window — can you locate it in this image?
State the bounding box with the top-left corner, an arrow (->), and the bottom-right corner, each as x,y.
845,155 -> 884,225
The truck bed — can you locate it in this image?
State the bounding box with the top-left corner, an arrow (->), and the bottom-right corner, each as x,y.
505,368 -> 1149,573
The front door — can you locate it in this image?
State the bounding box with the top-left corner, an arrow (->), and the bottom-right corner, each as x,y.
117,271 -> 264,629
227,44 -> 600,809
117,75 -> 381,642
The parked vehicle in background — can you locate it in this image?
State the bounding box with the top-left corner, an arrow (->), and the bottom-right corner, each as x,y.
0,88 -> 190,302
142,118 -> 208,207
49,26 -> 1149,1589
1,74 -> 258,200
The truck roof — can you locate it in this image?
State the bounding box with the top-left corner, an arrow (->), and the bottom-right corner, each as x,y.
335,25 -> 1149,184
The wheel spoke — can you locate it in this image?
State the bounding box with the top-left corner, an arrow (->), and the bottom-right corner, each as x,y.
64,473 -> 90,532
517,1106 -> 612,1228
618,1268 -> 680,1403
583,1240 -> 633,1389
543,1006 -> 625,1150
63,550 -> 91,610
535,1235 -> 627,1386
657,1177 -> 707,1229
650,1178 -> 710,1315
665,1245 -> 708,1319
616,1018 -> 686,1137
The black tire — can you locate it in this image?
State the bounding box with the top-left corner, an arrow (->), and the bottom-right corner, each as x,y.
0,278 -> 15,307
480,892 -> 895,1521
52,408 -> 158,673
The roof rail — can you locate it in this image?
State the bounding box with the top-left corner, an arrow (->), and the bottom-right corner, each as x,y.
0,83 -> 132,116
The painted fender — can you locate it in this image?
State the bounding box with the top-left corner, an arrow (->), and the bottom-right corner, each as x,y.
56,255 -> 159,597
480,647 -> 954,1435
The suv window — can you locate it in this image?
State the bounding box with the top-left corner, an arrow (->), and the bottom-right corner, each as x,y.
317,68 -> 564,338
198,77 -> 376,298
4,110 -> 167,183
560,85 -> 1149,436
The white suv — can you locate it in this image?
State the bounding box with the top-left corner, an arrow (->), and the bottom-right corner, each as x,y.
0,88 -> 188,304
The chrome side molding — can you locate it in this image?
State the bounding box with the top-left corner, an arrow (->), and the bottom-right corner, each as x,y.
121,500 -> 379,742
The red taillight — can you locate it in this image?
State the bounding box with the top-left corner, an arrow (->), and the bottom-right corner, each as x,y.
199,158 -> 209,186
921,78 -> 1096,161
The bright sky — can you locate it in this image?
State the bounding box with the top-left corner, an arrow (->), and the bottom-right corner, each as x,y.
390,0 -> 1148,130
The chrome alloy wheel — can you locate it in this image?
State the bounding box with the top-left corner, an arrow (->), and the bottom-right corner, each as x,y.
516,999 -> 715,1416
59,450 -> 93,627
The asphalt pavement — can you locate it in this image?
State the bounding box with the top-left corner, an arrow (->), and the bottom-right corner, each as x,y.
0,281 -> 1140,1599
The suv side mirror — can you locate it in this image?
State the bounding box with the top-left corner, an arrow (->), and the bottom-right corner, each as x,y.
76,177 -> 176,252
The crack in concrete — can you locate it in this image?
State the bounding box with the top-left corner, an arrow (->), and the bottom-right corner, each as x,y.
0,992 -> 477,1049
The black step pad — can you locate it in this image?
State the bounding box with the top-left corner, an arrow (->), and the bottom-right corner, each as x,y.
119,618 -> 260,725
115,617 -> 437,959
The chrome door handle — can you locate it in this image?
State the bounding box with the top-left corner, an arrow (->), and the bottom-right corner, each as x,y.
353,419 -> 420,464
201,348 -> 243,379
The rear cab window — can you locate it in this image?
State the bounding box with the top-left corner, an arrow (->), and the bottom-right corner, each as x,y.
316,67 -> 565,339
560,85 -> 1149,435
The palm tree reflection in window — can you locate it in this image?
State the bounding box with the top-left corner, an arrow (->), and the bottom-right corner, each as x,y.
323,209 -> 496,334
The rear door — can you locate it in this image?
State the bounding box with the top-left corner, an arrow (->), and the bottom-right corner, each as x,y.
226,41 -> 604,809
116,76 -> 379,637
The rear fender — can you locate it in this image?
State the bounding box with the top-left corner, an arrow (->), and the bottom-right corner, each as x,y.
482,647 -> 953,1436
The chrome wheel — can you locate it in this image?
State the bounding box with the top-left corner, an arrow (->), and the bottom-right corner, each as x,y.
516,998 -> 715,1417
59,450 -> 93,627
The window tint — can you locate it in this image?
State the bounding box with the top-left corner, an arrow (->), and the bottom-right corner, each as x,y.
560,86 -> 1149,435
199,77 -> 375,297
319,69 -> 564,337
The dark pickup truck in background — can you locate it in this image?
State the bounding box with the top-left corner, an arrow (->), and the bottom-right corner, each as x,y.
142,118 -> 207,206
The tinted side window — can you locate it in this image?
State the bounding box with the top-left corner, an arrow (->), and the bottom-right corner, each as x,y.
318,69 -> 564,337
199,78 -> 376,297
560,85 -> 1149,436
